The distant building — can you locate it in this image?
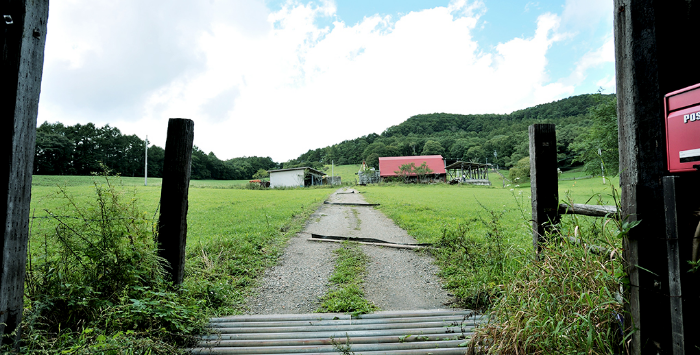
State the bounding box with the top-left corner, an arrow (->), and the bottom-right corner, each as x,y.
445,161 -> 491,186
268,167 -> 324,188
378,155 -> 447,182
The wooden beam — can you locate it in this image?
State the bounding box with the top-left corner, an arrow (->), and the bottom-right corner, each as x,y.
662,176 -> 685,355
157,119 -> 194,284
528,124 -> 559,256
307,238 -> 427,250
0,0 -> 49,347
558,203 -> 618,218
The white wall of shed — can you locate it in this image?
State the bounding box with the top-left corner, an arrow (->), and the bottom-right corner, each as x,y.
270,170 -> 304,188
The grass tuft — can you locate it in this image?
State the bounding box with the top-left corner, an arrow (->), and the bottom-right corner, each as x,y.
318,242 -> 378,315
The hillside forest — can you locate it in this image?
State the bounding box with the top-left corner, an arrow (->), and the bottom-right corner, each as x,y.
285,93 -> 618,176
33,93 -> 618,179
34,122 -> 277,180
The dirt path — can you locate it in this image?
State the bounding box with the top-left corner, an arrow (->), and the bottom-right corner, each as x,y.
245,188 -> 452,314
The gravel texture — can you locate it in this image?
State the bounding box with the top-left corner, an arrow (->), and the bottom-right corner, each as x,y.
244,188 -> 452,314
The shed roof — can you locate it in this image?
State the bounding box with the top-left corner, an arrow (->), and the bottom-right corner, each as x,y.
378,155 -> 446,177
445,161 -> 492,170
268,167 -> 325,176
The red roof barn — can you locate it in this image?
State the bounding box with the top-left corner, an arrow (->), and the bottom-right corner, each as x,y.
378,155 -> 446,178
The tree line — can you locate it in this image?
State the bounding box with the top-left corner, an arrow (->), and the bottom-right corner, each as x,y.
34,122 -> 277,180
34,93 -> 618,181
283,93 -> 618,176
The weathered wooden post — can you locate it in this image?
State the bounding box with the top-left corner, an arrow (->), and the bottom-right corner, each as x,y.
157,119 -> 194,284
0,0 -> 49,347
662,176 -> 685,355
528,124 -> 559,256
615,1 -> 700,353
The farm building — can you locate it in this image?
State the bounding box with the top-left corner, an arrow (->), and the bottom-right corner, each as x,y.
445,161 -> 492,186
378,155 -> 447,182
268,167 -> 324,188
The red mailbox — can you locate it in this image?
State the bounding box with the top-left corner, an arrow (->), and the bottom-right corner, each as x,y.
665,83 -> 700,173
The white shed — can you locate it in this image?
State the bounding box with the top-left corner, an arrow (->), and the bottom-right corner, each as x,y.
268,167 -> 325,188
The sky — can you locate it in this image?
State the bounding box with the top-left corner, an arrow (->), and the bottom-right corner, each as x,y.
38,0 -> 615,163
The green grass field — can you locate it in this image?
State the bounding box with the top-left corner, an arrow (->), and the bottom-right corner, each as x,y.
354,168 -> 618,243
323,164 -> 362,185
353,168 -> 624,353
28,175 -> 334,316
31,175 -> 251,188
24,169 -> 622,352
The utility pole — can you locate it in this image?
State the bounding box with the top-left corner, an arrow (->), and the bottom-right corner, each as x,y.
598,148 -> 605,184
145,135 -> 148,186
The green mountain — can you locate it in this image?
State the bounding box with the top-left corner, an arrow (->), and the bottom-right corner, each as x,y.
285,93 -> 613,170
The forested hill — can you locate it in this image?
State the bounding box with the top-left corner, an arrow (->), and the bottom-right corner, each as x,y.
34,122 -> 277,180
284,93 -> 613,170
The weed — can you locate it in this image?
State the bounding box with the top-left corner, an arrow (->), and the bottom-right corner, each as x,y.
351,208 -> 361,230
330,335 -> 355,355
318,242 -> 378,315
355,182 -> 627,353
21,172 -> 332,352
18,169 -> 204,353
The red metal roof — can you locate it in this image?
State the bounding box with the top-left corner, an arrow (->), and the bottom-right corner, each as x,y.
378,155 -> 446,177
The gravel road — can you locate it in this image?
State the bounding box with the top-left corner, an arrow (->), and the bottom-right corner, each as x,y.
244,188 -> 452,314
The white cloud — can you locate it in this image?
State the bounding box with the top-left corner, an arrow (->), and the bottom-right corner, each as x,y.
38,0 -> 596,163
560,35 -> 614,86
560,0 -> 613,33
596,76 -> 616,93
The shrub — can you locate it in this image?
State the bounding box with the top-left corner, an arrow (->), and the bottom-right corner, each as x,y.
508,157 -> 530,182
467,203 -> 629,354
18,170 -> 205,353
434,209 -> 514,310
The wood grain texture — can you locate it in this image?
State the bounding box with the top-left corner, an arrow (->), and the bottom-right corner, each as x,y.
528,124 -> 559,257
157,119 -> 194,285
0,0 -> 49,346
614,1 -> 700,353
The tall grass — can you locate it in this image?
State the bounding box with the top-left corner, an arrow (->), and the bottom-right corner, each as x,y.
318,242 -> 378,315
467,212 -> 629,354
355,180 -> 628,353
20,172 -> 203,354
17,173 -> 332,353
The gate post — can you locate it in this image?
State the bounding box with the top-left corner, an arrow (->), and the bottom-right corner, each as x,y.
157,119 -> 194,284
615,0 -> 700,353
528,124 -> 559,257
0,0 -> 49,347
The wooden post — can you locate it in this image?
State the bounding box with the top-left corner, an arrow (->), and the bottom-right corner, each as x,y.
157,119 -> 194,285
528,124 -> 559,256
0,0 -> 49,347
662,176 -> 685,355
615,0 -> 700,353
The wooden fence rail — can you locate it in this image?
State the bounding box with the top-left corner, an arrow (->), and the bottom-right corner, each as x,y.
558,203 -> 618,218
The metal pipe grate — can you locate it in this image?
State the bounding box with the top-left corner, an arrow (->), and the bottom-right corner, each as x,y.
192,309 -> 482,354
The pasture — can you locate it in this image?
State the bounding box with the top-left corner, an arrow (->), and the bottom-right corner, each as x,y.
354,171 -> 624,353
355,170 -> 618,244
23,170 -> 622,353
28,175 -> 334,318
322,163 -> 362,185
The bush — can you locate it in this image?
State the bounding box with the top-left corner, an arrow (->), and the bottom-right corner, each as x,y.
434,208 -> 514,310
467,197 -> 629,354
17,170 -> 205,353
508,157 -> 530,182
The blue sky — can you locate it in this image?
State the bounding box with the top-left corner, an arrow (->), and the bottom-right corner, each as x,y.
39,0 -> 615,162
